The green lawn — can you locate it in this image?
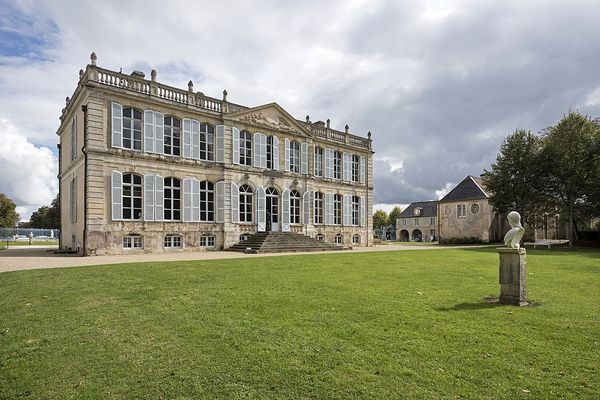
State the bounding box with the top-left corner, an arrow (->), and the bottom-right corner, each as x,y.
1,248 -> 599,399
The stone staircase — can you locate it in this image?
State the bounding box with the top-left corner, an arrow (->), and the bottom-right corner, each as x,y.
227,232 -> 349,253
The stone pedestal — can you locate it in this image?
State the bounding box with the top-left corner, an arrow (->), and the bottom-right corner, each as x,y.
498,247 -> 528,306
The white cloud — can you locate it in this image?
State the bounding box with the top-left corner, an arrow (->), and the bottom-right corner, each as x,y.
0,119 -> 58,220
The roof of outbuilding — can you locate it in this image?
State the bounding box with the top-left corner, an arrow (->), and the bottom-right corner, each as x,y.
399,201 -> 439,218
439,176 -> 489,203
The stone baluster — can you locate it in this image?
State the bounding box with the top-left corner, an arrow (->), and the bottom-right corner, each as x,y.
150,69 -> 158,96
188,80 -> 195,106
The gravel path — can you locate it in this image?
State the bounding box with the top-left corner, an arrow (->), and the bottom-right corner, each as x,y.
0,244 -> 488,273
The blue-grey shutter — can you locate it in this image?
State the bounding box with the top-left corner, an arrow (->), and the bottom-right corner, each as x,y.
144,174 -> 155,221
325,148 -> 333,178
282,189 -> 290,231
111,102 -> 123,148
144,110 -> 155,153
216,181 -> 225,222
154,175 -> 164,221
284,138 -> 290,172
272,135 -> 280,170
231,182 -> 239,223
325,193 -> 333,225
360,156 -> 366,184
155,112 -> 164,155
301,143 -> 308,175
232,127 -> 240,165
360,195 -> 365,227
191,120 -> 200,160
253,132 -> 262,168
183,118 -> 192,158
303,190 -> 311,225
344,194 -> 351,225
343,152 -> 351,181
183,178 -> 192,222
192,179 -> 200,222
261,133 -> 267,168
257,186 -> 266,231
216,125 -> 225,163
111,170 -> 122,221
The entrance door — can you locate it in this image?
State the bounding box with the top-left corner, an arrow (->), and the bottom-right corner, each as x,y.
266,188 -> 279,231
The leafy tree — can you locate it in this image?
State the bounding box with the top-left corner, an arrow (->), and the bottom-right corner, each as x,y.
0,193 -> 20,228
482,129 -> 546,226
540,112 -> 600,248
29,195 -> 60,228
373,210 -> 389,231
387,206 -> 403,230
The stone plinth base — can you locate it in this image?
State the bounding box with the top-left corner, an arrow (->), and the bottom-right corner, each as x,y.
498,247 -> 528,306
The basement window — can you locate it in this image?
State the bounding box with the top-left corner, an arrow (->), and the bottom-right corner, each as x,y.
123,235 -> 143,249
164,234 -> 182,248
200,235 -> 215,247
334,234 -> 343,245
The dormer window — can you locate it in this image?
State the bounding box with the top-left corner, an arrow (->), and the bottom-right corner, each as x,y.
414,207 -> 422,216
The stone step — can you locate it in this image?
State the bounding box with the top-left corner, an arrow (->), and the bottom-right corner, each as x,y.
227,232 -> 348,253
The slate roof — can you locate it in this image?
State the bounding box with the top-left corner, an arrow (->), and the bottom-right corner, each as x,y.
399,201 -> 439,218
439,176 -> 489,203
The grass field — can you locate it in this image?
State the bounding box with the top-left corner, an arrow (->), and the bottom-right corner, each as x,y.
1,248 -> 599,399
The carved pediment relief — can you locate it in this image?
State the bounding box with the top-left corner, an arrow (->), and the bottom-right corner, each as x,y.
240,112 -> 295,132
229,102 -> 312,137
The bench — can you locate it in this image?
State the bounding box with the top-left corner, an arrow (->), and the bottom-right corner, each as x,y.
531,239 -> 570,249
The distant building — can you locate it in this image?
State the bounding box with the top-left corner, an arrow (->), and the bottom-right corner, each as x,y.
397,201 -> 438,241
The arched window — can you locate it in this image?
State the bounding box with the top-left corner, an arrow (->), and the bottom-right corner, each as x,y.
315,234 -> 324,241
333,151 -> 342,179
352,196 -> 360,226
164,177 -> 181,221
239,130 -> 252,165
164,116 -> 181,156
200,123 -> 215,161
200,181 -> 214,222
122,108 -> 142,150
333,194 -> 342,225
288,141 -> 300,172
240,233 -> 251,242
122,173 -> 142,220
352,234 -> 361,245
290,190 -> 301,224
314,191 -> 324,224
239,184 -> 253,222
335,234 -> 343,245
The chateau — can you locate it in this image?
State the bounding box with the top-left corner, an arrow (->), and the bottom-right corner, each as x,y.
57,53 -> 374,255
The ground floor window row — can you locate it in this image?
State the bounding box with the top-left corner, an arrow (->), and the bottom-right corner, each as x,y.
122,234 -> 216,249
314,233 -> 362,245
111,171 -> 367,231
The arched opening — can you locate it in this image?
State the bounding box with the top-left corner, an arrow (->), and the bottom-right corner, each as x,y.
411,229 -> 423,242
399,229 -> 409,242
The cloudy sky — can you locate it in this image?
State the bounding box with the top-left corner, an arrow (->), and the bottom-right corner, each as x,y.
1,0 -> 600,219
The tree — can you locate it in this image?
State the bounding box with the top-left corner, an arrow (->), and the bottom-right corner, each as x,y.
0,193 -> 20,228
373,210 -> 389,231
540,112 -> 600,248
29,195 -> 60,228
388,206 -> 403,230
482,129 -> 546,227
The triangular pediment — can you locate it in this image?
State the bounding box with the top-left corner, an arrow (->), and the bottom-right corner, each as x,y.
228,102 -> 312,137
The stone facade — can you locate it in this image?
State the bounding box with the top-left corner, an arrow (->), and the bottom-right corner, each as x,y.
57,54 -> 374,255
397,201 -> 438,242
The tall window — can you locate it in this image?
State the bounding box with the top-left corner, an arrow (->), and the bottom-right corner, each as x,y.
70,116 -> 77,161
200,181 -> 214,222
415,218 -> 419,226
314,147 -> 324,177
457,204 -> 466,218
290,190 -> 301,224
239,184 -> 253,222
239,130 -> 252,165
289,141 -> 300,173
430,217 -> 436,225
352,196 -> 360,225
314,191 -> 324,224
69,176 -> 77,223
123,108 -> 142,150
333,194 -> 342,225
164,177 -> 181,221
200,123 -> 215,161
164,116 -> 181,156
122,173 -> 142,220
267,136 -> 274,169
351,155 -> 360,182
333,151 -> 342,179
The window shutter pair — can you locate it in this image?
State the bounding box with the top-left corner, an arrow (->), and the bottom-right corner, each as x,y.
324,193 -> 334,225
183,119 -> 201,160
343,152 -> 351,181
360,196 -> 366,227
215,125 -> 225,163
182,178 -> 201,222
231,182 -> 239,223
360,156 -> 366,184
343,194 -> 352,225
284,138 -> 290,172
232,127 -> 240,165
256,186 -> 266,231
303,191 -> 311,225
141,174 -> 165,222
143,110 -> 164,154
301,143 -> 308,175
281,189 -> 290,231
